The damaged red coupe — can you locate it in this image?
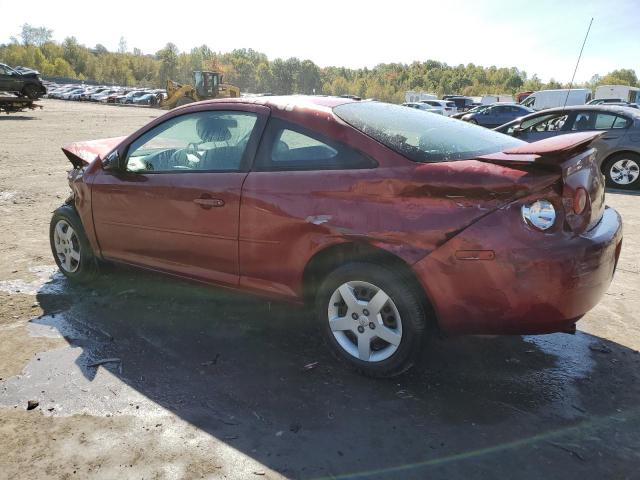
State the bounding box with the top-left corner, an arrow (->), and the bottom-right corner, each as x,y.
51,96 -> 622,377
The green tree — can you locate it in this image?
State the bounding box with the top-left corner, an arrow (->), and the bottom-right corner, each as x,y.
156,42 -> 179,84
19,24 -> 53,46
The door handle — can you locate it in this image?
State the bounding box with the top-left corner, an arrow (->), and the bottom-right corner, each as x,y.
193,197 -> 225,209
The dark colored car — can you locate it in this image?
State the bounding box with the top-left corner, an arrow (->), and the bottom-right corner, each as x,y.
495,105 -> 640,190
0,63 -> 46,99
50,97 -> 622,377
442,95 -> 474,111
451,103 -> 488,119
462,103 -> 533,128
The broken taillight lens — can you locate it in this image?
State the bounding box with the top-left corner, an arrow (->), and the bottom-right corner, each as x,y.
573,187 -> 588,215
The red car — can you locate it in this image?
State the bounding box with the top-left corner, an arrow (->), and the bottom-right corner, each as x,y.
50,96 -> 623,377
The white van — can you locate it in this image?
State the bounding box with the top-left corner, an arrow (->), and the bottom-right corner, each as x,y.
594,85 -> 640,103
520,89 -> 592,110
480,94 -> 514,104
405,91 -> 438,103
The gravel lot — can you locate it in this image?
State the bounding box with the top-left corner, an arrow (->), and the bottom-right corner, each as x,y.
0,99 -> 639,479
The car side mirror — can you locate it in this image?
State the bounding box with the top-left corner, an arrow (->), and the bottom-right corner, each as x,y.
103,150 -> 121,171
511,125 -> 524,136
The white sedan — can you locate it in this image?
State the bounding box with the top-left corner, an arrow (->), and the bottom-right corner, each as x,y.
402,102 -> 444,114
418,99 -> 458,116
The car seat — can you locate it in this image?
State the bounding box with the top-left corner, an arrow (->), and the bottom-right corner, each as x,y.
197,116 -> 242,170
574,115 -> 590,131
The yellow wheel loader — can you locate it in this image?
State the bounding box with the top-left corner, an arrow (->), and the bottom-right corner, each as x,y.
159,71 -> 240,109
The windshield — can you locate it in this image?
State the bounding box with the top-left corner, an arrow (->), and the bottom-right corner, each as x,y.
334,101 -> 523,162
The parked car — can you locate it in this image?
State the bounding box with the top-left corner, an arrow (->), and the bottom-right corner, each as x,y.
451,104 -> 490,119
419,99 -> 458,116
595,85 -> 639,104
587,98 -> 625,105
0,63 -> 47,99
442,95 -> 474,111
119,90 -> 148,104
59,88 -> 85,100
495,105 -> 640,190
520,89 -> 592,110
51,96 -> 622,377
402,102 -> 443,114
462,103 -> 533,127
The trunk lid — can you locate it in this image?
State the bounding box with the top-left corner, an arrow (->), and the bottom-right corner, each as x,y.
61,136 -> 125,169
478,132 -> 606,233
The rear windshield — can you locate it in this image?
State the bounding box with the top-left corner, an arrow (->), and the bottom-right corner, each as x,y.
334,102 -> 523,163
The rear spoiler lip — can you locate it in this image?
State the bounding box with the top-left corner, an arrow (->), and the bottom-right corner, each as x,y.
478,131 -> 604,166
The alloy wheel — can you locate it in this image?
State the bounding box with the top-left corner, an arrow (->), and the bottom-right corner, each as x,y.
610,158 -> 640,185
53,219 -> 81,273
327,281 -> 403,362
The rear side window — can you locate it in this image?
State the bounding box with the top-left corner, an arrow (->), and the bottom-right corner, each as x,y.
254,118 -> 376,171
572,112 -> 631,131
272,129 -> 338,163
334,101 -> 523,163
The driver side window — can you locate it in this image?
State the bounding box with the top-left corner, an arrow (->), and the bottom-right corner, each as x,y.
125,111 -> 257,173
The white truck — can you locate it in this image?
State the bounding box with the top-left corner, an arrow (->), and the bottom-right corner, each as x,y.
594,85 -> 639,103
405,91 -> 437,103
520,88 -> 592,110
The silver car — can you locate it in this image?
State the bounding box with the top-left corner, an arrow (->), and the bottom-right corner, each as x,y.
496,105 -> 640,190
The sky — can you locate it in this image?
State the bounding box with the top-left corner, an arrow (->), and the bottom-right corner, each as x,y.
0,0 -> 638,83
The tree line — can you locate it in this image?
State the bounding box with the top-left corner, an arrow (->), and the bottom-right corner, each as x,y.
1,24 -> 637,103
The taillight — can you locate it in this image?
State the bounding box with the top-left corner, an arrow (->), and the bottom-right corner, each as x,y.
573,187 -> 588,214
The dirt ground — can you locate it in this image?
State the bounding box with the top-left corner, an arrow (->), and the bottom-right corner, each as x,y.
0,99 -> 639,480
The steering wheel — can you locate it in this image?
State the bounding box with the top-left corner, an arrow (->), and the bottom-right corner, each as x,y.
169,143 -> 201,168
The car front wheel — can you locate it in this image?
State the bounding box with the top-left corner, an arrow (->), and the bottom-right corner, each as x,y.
603,153 -> 640,190
49,205 -> 98,281
316,262 -> 428,377
23,84 -> 41,99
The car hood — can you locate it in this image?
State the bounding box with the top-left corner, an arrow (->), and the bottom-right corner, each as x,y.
62,136 -> 126,168
17,68 -> 40,77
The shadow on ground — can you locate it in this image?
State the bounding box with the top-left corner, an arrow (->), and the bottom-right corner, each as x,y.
20,267 -> 640,479
0,115 -> 39,121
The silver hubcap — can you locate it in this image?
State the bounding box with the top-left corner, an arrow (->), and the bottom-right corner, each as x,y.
610,159 -> 640,185
53,220 -> 81,273
328,281 -> 402,362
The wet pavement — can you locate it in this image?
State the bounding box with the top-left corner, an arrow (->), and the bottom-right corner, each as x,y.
1,265 -> 639,479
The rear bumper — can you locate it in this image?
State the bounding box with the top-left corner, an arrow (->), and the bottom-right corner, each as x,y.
413,206 -> 623,335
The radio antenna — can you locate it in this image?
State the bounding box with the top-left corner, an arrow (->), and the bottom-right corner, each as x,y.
564,17 -> 594,108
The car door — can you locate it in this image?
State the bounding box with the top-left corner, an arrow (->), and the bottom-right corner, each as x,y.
0,65 -> 20,92
569,110 -> 627,158
238,117 -> 377,298
90,105 -> 268,286
479,106 -> 500,126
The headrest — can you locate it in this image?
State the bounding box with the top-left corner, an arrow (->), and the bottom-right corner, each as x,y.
196,116 -> 233,142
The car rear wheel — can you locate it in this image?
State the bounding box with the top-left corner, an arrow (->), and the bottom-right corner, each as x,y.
50,205 -> 98,282
603,153 -> 640,190
315,262 -> 428,377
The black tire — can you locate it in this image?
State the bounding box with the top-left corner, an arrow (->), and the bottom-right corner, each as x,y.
49,205 -> 98,282
467,119 -> 478,124
315,262 -> 429,378
603,153 -> 640,190
22,84 -> 41,99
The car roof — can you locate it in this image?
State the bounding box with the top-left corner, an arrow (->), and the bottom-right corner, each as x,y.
526,104 -> 640,118
194,95 -> 356,112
